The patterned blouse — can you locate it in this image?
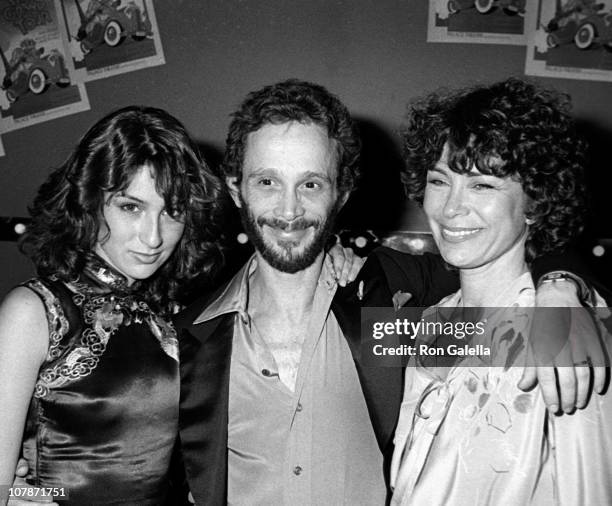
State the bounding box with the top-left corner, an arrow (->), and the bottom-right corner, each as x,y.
20,254 -> 180,505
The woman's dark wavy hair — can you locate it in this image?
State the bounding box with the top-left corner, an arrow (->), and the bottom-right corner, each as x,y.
401,77 -> 587,262
20,105 -> 225,311
223,78 -> 361,197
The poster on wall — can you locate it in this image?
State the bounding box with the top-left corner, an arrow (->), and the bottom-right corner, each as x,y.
0,0 -> 90,134
428,0 -> 527,45
59,0 -> 165,82
525,0 -> 612,82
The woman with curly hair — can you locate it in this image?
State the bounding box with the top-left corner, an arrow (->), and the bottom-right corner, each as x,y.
390,78 -> 611,505
0,106 -> 225,505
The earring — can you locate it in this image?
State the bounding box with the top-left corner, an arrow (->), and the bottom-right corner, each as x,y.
525,217 -> 535,225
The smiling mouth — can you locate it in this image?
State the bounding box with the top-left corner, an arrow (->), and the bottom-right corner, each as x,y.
441,227 -> 482,240
267,225 -> 311,241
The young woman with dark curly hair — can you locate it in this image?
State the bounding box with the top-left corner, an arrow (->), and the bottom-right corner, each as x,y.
390,78 -> 612,505
0,106 -> 226,505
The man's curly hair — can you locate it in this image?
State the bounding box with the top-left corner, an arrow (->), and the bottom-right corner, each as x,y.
401,77 -> 587,262
20,106 -> 226,313
222,78 -> 361,197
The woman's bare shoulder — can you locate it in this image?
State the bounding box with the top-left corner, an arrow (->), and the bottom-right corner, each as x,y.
0,286 -> 49,356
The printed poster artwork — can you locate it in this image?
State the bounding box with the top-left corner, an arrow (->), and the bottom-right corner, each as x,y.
59,0 -> 165,81
428,0 -> 527,45
0,0 -> 89,134
525,0 -> 612,82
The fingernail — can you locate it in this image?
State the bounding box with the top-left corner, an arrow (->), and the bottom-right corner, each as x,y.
548,404 -> 558,414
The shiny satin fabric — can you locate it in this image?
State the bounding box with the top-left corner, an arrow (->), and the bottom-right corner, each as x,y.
391,273 -> 612,505
21,257 -> 179,505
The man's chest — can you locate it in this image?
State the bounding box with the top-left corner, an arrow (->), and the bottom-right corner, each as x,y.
226,314 -> 386,505
254,322 -> 307,391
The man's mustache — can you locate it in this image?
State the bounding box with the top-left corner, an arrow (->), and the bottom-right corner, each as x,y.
256,217 -> 320,231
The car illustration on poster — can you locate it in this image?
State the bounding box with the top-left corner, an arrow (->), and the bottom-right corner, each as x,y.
447,0 -> 526,15
544,0 -> 612,50
0,39 -> 70,103
73,0 -> 153,55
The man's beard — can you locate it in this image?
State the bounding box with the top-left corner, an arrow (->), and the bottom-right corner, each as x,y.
238,196 -> 339,274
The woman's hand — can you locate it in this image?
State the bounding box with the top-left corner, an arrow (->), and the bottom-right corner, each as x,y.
325,242 -> 366,287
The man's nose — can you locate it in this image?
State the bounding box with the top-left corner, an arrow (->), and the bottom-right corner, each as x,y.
275,188 -> 305,221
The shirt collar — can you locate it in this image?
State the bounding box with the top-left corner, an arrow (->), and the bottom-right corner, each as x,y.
193,253 -> 339,325
81,252 -> 135,295
193,255 -> 257,325
437,271 -> 534,308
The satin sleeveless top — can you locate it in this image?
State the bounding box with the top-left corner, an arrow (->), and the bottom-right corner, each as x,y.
20,255 -> 179,505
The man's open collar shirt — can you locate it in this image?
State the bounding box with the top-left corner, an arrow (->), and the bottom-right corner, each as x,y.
194,255 -> 386,505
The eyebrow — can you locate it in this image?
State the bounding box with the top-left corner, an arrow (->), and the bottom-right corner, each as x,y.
247,168 -> 275,178
429,166 -> 447,175
113,191 -> 145,203
248,168 -> 332,183
301,171 -> 331,182
430,165 -> 486,178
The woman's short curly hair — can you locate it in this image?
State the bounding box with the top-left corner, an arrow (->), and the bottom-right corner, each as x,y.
222,79 -> 361,197
401,77 -> 587,262
20,105 -> 226,311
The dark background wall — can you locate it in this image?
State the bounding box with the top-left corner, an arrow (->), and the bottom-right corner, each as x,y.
1,0 -> 611,296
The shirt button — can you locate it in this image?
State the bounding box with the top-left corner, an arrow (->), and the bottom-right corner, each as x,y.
296,403 -> 303,412
293,466 -> 303,476
261,369 -> 271,377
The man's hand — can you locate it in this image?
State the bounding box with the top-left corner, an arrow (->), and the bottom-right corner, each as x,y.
6,459 -> 58,506
518,280 -> 609,414
326,242 -> 365,287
